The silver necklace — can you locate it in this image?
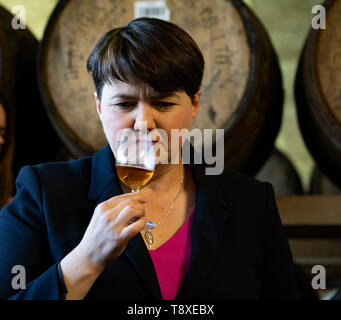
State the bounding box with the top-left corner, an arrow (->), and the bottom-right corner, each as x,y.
144,169 -> 184,249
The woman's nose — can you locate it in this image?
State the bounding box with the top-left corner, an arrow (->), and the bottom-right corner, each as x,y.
133,103 -> 156,131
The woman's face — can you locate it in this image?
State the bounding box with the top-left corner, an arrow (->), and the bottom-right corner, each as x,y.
0,104 -> 6,155
95,80 -> 200,163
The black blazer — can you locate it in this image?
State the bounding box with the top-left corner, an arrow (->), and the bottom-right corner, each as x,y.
0,144 -> 296,300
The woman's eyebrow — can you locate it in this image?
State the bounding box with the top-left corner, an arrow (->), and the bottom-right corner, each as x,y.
110,94 -> 137,100
150,92 -> 179,100
110,92 -> 178,100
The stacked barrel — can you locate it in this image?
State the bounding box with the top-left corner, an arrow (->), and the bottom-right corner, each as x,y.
295,0 -> 341,194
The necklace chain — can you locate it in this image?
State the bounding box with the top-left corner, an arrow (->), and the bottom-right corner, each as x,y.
154,174 -> 184,228
144,167 -> 184,248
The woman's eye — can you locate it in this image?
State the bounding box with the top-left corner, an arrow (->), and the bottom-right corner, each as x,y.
113,102 -> 136,109
154,102 -> 175,109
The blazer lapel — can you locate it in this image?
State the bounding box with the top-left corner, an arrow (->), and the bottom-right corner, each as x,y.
88,145 -> 162,300
176,161 -> 232,299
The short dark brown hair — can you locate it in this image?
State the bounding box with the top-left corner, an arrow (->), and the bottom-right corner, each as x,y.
87,18 -> 204,101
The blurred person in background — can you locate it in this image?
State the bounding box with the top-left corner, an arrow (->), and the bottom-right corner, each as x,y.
0,95 -> 14,208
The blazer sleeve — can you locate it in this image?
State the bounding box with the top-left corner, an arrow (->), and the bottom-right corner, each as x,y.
260,182 -> 297,300
0,166 -> 66,300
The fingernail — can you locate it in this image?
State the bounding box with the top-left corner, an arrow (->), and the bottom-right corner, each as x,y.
146,220 -> 156,228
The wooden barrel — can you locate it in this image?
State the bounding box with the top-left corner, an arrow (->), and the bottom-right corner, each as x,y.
255,148 -> 304,195
38,0 -> 283,175
295,0 -> 341,187
0,5 -> 62,178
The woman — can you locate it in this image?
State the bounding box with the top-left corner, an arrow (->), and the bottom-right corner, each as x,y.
0,97 -> 14,208
0,18 -> 296,300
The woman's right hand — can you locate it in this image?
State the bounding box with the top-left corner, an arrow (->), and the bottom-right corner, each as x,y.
77,192 -> 153,272
60,193 -> 154,299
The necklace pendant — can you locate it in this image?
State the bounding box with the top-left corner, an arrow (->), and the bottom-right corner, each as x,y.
145,230 -> 154,247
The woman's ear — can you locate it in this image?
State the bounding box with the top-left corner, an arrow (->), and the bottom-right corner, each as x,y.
191,90 -> 201,120
94,92 -> 101,117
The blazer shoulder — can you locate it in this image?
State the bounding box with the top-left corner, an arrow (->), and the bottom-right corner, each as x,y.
12,156 -> 96,210
219,167 -> 268,189
31,155 -> 93,182
217,167 -> 273,205
12,156 -> 94,200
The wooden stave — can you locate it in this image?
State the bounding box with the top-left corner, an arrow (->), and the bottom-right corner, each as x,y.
38,0 -> 283,176
38,0 -> 93,158
295,0 -> 341,188
222,1 -> 283,176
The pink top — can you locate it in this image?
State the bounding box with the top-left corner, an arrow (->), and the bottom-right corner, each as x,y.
148,209 -> 195,300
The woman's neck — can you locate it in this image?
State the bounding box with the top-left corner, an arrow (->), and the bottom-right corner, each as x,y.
147,162 -> 184,193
